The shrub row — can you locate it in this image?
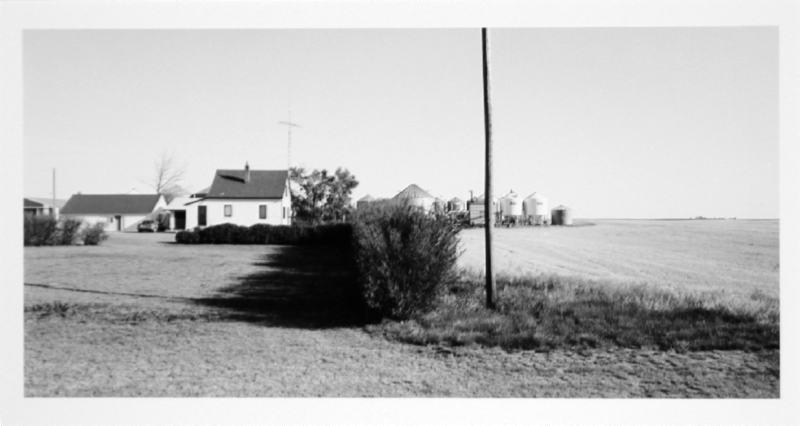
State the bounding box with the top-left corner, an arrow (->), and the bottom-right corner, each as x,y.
175,223 -> 353,246
24,216 -> 109,246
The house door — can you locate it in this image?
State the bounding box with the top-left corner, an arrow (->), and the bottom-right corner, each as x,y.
115,215 -> 122,231
174,211 -> 186,230
198,206 -> 207,226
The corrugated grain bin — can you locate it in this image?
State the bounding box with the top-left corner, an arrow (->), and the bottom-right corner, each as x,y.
392,184 -> 435,212
500,190 -> 523,218
448,197 -> 466,212
551,205 -> 573,226
523,192 -> 550,225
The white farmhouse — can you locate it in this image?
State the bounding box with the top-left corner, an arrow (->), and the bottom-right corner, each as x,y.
175,164 -> 291,229
60,194 -> 166,232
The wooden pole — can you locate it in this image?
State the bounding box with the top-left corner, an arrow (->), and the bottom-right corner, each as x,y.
52,168 -> 56,218
481,28 -> 497,309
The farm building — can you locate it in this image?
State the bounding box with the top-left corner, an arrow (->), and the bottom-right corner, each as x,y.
392,184 -> 435,212
23,197 -> 66,219
178,164 -> 292,229
468,195 -> 501,226
60,194 -> 167,232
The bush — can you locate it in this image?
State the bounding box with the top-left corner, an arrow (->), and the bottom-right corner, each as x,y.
56,218 -> 83,245
24,215 -> 59,246
81,223 -> 108,245
173,223 -> 353,245
175,230 -> 200,244
352,203 -> 461,320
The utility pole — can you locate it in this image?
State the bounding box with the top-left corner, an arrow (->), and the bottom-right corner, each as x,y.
482,28 -> 497,309
278,110 -> 302,171
52,168 -> 56,218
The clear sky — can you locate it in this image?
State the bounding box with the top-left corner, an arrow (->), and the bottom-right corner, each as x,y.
23,28 -> 777,218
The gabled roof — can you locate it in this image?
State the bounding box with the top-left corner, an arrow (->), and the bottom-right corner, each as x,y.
165,196 -> 194,210
61,194 -> 163,215
393,184 -> 434,200
24,197 -> 67,208
205,169 -> 288,199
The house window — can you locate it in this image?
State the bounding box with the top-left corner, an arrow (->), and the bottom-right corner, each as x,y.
259,205 -> 267,219
224,204 -> 232,217
282,207 -> 286,219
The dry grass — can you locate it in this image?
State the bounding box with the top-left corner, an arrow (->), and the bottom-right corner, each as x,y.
371,271 -> 779,352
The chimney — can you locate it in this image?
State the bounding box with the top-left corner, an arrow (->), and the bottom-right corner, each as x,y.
244,162 -> 251,183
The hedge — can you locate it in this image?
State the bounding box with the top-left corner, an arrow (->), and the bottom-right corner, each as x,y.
175,223 -> 352,246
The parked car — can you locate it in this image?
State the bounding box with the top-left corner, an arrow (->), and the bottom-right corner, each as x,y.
137,220 -> 158,232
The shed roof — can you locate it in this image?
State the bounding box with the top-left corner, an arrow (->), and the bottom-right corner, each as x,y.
61,194 -> 163,215
205,169 -> 288,199
24,197 -> 67,208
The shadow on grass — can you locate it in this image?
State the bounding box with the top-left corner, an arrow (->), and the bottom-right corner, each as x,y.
194,244 -> 365,328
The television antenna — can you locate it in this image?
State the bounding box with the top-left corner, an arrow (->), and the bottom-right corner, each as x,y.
278,110 -> 302,170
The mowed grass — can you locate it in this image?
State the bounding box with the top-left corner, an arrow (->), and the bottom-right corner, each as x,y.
372,272 -> 779,352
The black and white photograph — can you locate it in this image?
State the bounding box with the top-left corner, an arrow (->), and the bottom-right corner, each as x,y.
1,1 -> 798,425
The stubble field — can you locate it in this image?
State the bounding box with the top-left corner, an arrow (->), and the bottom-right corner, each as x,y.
24,219 -> 779,397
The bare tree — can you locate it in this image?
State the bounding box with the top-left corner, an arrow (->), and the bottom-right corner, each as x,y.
149,152 -> 187,203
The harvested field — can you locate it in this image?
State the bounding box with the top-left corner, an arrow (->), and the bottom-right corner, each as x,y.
458,219 -> 779,298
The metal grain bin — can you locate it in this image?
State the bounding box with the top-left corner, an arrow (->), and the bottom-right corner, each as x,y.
523,192 -> 550,225
500,190 -> 523,218
551,205 -> 573,226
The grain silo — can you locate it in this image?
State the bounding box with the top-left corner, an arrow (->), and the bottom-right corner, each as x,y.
523,192 -> 551,225
499,190 -> 523,224
551,205 -> 573,226
392,184 -> 435,212
356,194 -> 375,210
448,197 -> 466,212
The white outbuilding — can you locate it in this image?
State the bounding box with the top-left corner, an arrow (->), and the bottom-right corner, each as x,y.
468,194 -> 500,226
60,193 -> 167,232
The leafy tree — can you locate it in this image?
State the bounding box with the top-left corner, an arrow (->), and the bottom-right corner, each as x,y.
290,167 -> 358,224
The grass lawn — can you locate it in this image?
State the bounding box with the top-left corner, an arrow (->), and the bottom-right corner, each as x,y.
25,230 -> 779,397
